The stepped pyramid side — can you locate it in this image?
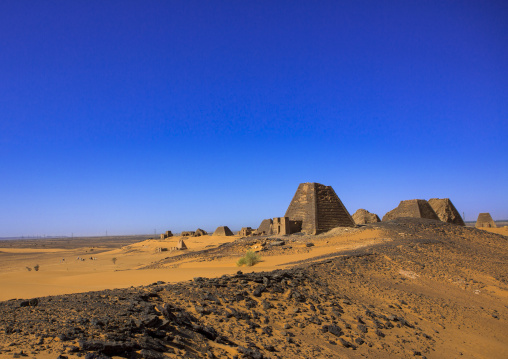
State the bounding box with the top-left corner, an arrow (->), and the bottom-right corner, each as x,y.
428,198 -> 465,226
315,184 -> 355,233
475,213 -> 497,228
383,199 -> 439,221
285,182 -> 354,235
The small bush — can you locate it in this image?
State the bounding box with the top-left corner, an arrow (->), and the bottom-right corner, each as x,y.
112,257 -> 117,265
33,264 -> 40,272
26,266 -> 32,272
236,250 -> 261,267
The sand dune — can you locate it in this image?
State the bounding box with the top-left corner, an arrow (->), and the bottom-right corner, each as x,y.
0,231 -> 384,301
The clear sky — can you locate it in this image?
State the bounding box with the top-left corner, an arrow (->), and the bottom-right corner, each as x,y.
1,1 -> 507,237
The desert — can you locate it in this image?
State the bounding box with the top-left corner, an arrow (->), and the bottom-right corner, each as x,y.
1,196 -> 507,358
2,2 -> 507,359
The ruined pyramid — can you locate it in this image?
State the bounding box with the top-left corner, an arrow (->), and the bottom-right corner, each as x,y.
212,226 -> 234,236
382,199 -> 440,221
428,198 -> 465,226
193,228 -> 207,237
475,213 -> 497,228
352,209 -> 381,224
256,219 -> 273,235
177,239 -> 187,250
285,182 -> 355,235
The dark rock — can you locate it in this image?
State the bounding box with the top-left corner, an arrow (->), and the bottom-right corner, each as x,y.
195,306 -> 210,315
253,285 -> 266,297
338,338 -> 356,349
84,353 -> 112,359
19,301 -> 30,308
78,340 -> 135,356
261,300 -> 272,310
237,346 -> 264,359
264,344 -> 275,352
308,316 -> 322,325
327,325 -> 343,337
139,349 -> 165,359
262,326 -> 273,336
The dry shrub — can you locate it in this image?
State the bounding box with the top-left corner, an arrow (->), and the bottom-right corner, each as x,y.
236,250 -> 261,267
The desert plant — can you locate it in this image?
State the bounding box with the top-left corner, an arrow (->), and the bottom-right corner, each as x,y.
112,257 -> 117,265
26,266 -> 32,272
33,264 -> 39,272
236,250 -> 261,267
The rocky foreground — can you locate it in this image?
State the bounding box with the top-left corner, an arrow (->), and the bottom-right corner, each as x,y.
1,218 -> 507,358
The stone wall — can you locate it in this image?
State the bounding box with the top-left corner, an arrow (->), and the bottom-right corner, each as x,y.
285,183 -> 317,234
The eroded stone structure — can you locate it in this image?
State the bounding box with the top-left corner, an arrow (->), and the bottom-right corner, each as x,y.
284,182 -> 355,234
256,219 -> 273,235
181,231 -> 195,237
160,231 -> 173,240
475,213 -> 497,228
428,198 -> 465,226
193,229 -> 207,237
272,217 -> 302,235
212,226 -> 234,236
352,209 -> 381,224
382,199 -> 439,221
177,239 -> 187,250
239,227 -> 253,237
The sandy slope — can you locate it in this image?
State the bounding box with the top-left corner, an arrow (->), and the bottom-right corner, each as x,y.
0,230 -> 384,301
481,226 -> 508,236
0,219 -> 506,359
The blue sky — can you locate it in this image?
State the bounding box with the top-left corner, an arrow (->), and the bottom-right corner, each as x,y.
1,1 -> 507,236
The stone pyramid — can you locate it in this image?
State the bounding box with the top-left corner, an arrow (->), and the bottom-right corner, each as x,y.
475,213 -> 496,228
428,198 -> 465,226
177,239 -> 187,250
382,199 -> 439,221
193,228 -> 207,237
256,219 -> 273,235
285,182 -> 355,235
212,226 -> 234,236
352,209 -> 381,224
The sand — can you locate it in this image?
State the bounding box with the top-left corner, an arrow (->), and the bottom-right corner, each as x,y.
0,231 -> 384,301
481,226 -> 508,236
0,220 -> 507,359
